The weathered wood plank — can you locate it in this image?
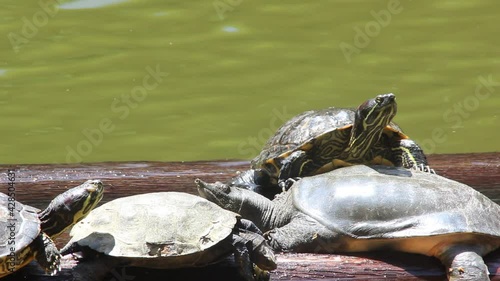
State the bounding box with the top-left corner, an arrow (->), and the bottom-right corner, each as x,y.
2,152 -> 499,207
4,251 -> 500,281
1,152 -> 499,280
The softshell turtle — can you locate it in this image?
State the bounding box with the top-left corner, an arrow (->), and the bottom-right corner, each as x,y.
61,192 -> 276,281
197,165 -> 500,280
0,180 -> 103,277
231,94 -> 432,197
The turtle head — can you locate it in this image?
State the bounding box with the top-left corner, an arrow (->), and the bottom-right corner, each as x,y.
195,179 -> 246,213
348,93 -> 397,158
195,179 -> 277,231
39,180 -> 104,238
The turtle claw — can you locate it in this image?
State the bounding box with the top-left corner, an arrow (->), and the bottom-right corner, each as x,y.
253,264 -> 271,281
48,260 -> 61,276
412,164 -> 436,174
278,177 -> 301,192
69,252 -> 85,261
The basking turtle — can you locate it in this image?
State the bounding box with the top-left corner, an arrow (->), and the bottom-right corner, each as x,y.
231,93 -> 432,196
197,165 -> 500,281
61,192 -> 276,281
0,180 -> 104,278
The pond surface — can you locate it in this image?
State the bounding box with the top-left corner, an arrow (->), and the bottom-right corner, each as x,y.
1,0 -> 499,164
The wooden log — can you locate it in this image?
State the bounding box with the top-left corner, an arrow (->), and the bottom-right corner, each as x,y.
2,152 -> 499,208
4,251 -> 500,281
1,152 -> 499,281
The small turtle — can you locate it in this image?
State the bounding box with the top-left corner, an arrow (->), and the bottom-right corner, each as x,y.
231,93 -> 432,196
197,165 -> 500,281
0,180 -> 103,277
61,192 -> 276,281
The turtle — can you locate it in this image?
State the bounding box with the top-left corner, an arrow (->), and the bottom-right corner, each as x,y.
197,165 -> 500,281
231,93 -> 433,197
60,191 -> 277,281
0,179 -> 104,278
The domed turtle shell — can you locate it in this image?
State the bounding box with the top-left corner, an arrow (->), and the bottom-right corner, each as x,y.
251,107 -> 406,174
0,193 -> 41,270
252,108 -> 354,167
0,180 -> 103,277
291,165 -> 500,239
66,192 -> 239,267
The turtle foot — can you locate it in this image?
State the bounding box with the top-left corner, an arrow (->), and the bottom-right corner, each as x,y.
231,232 -> 276,281
447,254 -> 490,281
253,265 -> 270,281
278,177 -> 301,192
439,249 -> 490,281
36,233 -> 61,276
448,266 -> 490,281
412,163 -> 436,174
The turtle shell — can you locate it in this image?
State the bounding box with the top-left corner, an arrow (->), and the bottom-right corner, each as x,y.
251,108 -> 406,174
252,108 -> 354,168
66,192 -> 239,268
291,165 -> 500,239
0,193 -> 41,274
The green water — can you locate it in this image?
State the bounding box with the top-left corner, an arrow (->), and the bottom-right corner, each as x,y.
1,0 -> 499,164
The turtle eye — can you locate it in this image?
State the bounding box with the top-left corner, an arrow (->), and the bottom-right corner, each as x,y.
217,182 -> 231,193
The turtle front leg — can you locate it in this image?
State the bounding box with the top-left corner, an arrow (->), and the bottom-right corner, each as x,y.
278,177 -> 302,192
237,220 -> 277,271
34,233 -> 61,276
231,234 -> 274,281
391,139 -> 435,174
436,245 -> 491,281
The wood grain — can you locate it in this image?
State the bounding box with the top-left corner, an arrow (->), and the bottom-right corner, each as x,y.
1,152 -> 499,280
